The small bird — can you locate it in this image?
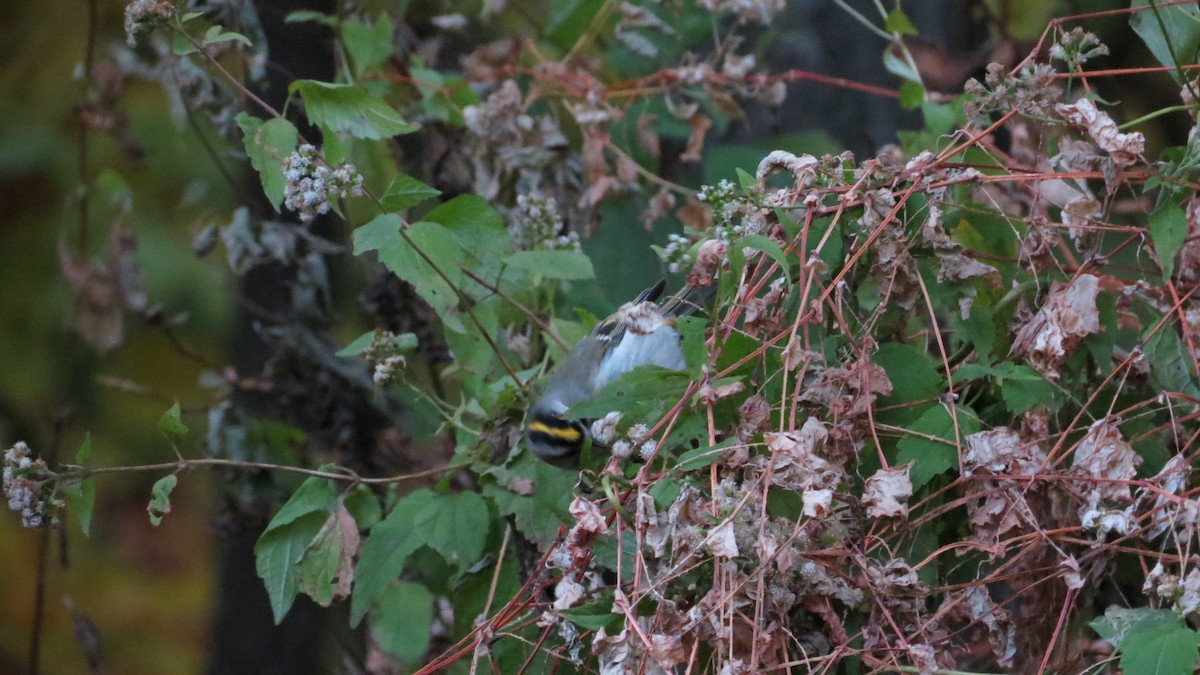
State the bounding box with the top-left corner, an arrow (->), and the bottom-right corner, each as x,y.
526,280 -> 710,467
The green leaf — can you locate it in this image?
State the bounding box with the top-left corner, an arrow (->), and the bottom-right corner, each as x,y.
350,489 -> 436,626
874,343 -> 945,426
423,194 -> 506,232
739,234 -> 793,283
675,438 -> 736,471
353,213 -> 403,254
1144,321 -> 1200,397
482,455 -> 575,545
992,362 -> 1058,414
172,32 -> 199,56
375,220 -> 467,332
295,505 -> 358,606
290,80 -> 418,139
147,474 -> 177,527
410,68 -> 476,125
371,582 -> 434,662
256,511 -> 328,623
264,474 -> 338,531
336,330 -> 418,358
922,100 -> 958,135
503,250 -> 596,280
766,487 -> 804,520
567,365 -> 689,420
735,167 -> 756,190
1149,199 -> 1188,280
544,0 -> 606,48
75,432 -> 92,465
1092,606 -> 1152,648
342,14 -> 394,76
356,215 -> 468,332
1116,609 -> 1200,675
235,114 -> 298,210
64,478 -> 95,537
956,302 -> 995,363
380,173 -> 441,212
561,593 -> 619,631
899,81 -> 925,110
158,401 -> 189,446
415,491 -> 490,572
1130,1 -> 1200,77
285,9 -> 337,26
203,24 -> 252,46
896,404 -> 978,490
676,315 -> 709,375
342,484 -> 382,530
885,7 -> 919,35
424,195 -> 512,285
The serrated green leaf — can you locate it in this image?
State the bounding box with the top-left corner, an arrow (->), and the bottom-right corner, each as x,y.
896,404 -> 977,490
1149,200 -> 1188,280
342,484 -> 382,530
147,474 -> 177,526
353,213 -> 403,254
1119,610 -> 1200,675
64,478 -> 95,537
874,343 -> 945,426
295,504 -> 358,606
376,220 -> 466,333
1093,606 -> 1159,649
158,401 -> 189,445
342,14 -> 394,76
380,173 -> 441,212
290,80 -> 418,139
355,215 -> 467,331
350,490 -> 437,626
235,114 -> 298,210
424,194 -> 506,232
503,250 -> 596,280
256,511 -> 328,623
411,67 -> 475,124
992,362 -> 1058,414
415,491 -> 489,571
423,196 -> 511,279
1131,1 -> 1200,77
1145,321 -> 1200,397
264,474 -> 339,531
372,582 -> 434,662
481,456 -> 575,545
